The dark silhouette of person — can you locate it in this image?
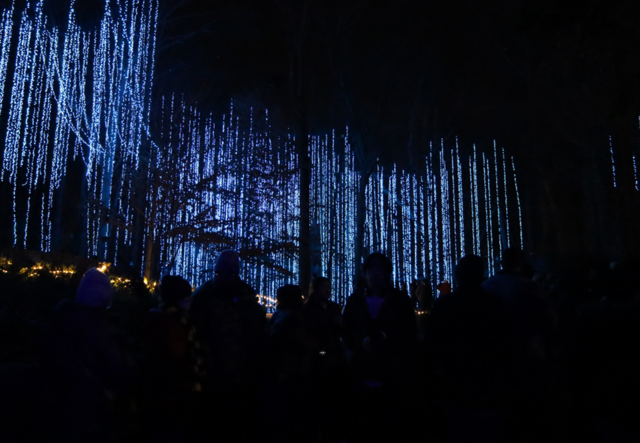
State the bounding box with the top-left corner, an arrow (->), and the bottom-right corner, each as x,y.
38,268 -> 137,443
141,275 -> 205,442
304,277 -> 347,369
482,248 -> 555,359
269,284 -> 309,381
343,252 -> 417,442
414,279 -> 433,339
561,260 -> 640,442
426,255 -> 523,443
189,250 -> 268,443
266,284 -> 311,442
303,276 -> 349,442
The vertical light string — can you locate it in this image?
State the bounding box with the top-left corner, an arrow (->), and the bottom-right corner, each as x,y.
483,153 -> 494,276
502,147 -> 509,248
0,2 -> 15,119
472,145 -> 480,255
450,144 -> 458,269
634,154 -> 639,192
512,156 -> 524,250
610,135 -> 616,187
493,142 -> 502,265
456,139 -> 464,257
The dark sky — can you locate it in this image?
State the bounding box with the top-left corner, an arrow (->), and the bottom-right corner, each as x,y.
148,0 -> 640,157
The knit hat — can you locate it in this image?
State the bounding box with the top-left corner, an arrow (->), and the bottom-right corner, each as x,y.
76,268 -> 114,308
214,250 -> 240,274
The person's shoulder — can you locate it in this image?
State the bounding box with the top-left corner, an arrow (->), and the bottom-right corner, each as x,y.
192,279 -> 215,298
270,308 -> 285,322
346,290 -> 366,305
482,275 -> 501,287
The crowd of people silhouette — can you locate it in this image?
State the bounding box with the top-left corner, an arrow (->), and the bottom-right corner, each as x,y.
18,246 -> 640,443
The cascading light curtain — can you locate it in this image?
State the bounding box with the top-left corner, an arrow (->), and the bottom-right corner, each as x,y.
0,0 -> 525,306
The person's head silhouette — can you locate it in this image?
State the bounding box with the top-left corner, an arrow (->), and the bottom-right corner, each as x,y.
454,255 -> 485,289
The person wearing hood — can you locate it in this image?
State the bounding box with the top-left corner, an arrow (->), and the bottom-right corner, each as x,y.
38,267 -> 137,443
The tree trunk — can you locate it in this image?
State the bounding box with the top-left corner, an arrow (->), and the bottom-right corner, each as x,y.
354,171 -> 369,281
395,169 -> 404,285
298,122 -> 311,297
287,0 -> 311,297
383,167 -> 392,257
422,172 -> 432,285
106,157 -> 124,264
143,198 -> 157,283
413,175 -> 422,279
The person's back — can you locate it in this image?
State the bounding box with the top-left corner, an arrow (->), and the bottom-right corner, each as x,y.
342,253 -> 418,442
265,285 -> 316,443
39,268 -> 136,443
142,275 -> 204,442
427,255 -> 524,443
302,298 -> 343,353
428,284 -> 521,408
482,248 -> 554,357
268,285 -> 309,381
189,252 -> 267,391
563,264 -> 640,441
188,250 -> 267,443
303,277 -> 346,368
343,286 -> 417,385
302,277 -> 349,442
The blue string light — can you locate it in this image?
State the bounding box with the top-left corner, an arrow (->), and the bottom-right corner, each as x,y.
456,139 -> 464,257
610,135 -> 616,188
0,0 -> 524,303
633,154 -> 639,192
512,156 -> 524,249
502,147 -> 509,248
